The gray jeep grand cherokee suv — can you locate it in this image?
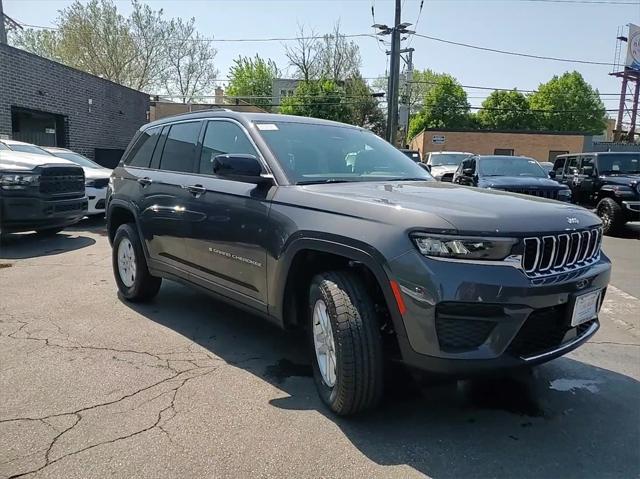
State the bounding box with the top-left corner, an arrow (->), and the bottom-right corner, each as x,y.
107,112 -> 611,415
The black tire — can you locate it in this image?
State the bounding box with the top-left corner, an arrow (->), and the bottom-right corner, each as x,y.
35,227 -> 64,236
112,223 -> 161,302
597,197 -> 625,235
308,270 -> 384,415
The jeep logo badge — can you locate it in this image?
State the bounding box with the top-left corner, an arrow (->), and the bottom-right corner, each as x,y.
567,217 -> 580,225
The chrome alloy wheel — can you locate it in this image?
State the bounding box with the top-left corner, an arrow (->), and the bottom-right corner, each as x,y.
312,299 -> 337,387
117,237 -> 137,288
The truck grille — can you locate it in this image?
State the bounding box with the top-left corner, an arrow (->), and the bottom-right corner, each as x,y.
502,188 -> 558,200
521,227 -> 602,278
506,305 -> 597,359
39,166 -> 85,197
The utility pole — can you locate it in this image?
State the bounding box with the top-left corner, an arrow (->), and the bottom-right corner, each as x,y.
373,3 -> 414,145
0,0 -> 7,45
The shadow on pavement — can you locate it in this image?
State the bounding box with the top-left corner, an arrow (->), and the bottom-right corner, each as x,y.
0,231 -> 96,260
609,221 -> 640,240
123,280 -> 640,479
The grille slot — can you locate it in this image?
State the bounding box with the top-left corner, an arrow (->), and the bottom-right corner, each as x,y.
503,188 -> 559,200
521,228 -> 602,278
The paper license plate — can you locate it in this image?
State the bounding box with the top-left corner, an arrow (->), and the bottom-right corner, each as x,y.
571,290 -> 600,327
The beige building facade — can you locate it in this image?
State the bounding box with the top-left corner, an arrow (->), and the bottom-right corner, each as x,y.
410,129 -> 590,163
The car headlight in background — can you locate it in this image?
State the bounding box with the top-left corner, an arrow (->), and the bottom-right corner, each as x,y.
0,173 -> 40,190
85,179 -> 96,187
635,183 -> 640,194
411,234 -> 517,261
610,185 -> 635,197
557,189 -> 572,201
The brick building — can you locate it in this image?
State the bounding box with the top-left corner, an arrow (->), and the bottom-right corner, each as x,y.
0,44 -> 149,167
410,128 -> 591,163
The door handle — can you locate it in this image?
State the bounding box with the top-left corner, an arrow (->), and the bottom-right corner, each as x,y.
137,177 -> 152,187
185,184 -> 206,197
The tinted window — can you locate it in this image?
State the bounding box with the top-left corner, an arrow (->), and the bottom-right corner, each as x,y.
9,144 -> 54,156
256,121 -> 432,184
199,121 -> 258,175
125,127 -> 161,168
597,153 -> 640,174
159,122 -> 201,173
566,156 -> 580,174
579,156 -> 595,175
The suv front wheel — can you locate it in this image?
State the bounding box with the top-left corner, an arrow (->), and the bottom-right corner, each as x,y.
596,197 -> 624,235
112,223 -> 162,302
308,271 -> 384,415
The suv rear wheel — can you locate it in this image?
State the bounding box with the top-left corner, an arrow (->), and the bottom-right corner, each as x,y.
308,271 -> 383,415
597,197 -> 624,235
112,223 -> 161,302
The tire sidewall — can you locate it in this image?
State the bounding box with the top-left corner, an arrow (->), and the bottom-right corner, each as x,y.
112,223 -> 146,299
308,279 -> 340,407
597,198 -> 622,234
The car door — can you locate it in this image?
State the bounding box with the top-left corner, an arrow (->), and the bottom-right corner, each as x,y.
136,120 -> 204,269
574,155 -> 596,205
456,158 -> 477,186
177,118 -> 272,307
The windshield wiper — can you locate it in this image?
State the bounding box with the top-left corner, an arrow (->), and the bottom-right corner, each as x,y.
296,179 -> 354,185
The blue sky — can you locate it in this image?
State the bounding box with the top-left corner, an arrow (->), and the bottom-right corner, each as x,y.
4,0 -> 640,111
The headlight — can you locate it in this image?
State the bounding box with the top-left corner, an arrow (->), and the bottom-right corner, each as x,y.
557,189 -> 572,201
611,185 -> 634,197
635,183 -> 640,194
0,173 -> 40,189
85,179 -> 96,187
411,234 -> 517,261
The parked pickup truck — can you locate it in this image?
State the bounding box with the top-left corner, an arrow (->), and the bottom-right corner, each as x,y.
552,152 -> 640,234
0,146 -> 87,238
107,112 -> 610,415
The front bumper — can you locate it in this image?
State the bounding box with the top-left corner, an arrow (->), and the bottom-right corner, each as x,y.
0,195 -> 88,233
389,250 -> 611,376
86,186 -> 107,215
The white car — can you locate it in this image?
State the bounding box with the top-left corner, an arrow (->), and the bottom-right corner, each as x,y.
0,140 -> 111,215
425,151 -> 475,182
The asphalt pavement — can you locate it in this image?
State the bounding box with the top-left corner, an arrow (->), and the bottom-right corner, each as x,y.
0,219 -> 638,479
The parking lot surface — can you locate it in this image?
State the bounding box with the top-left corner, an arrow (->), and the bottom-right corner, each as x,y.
1,219 -> 639,479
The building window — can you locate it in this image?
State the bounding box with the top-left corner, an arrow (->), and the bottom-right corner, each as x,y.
280,89 -> 288,97
548,150 -> 569,162
494,148 -> 514,155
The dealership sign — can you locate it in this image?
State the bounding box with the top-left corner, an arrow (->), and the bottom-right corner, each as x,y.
626,24 -> 640,71
432,135 -> 446,144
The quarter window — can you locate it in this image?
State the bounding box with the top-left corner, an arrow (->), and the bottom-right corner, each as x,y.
124,126 -> 161,168
566,156 -> 580,174
199,121 -> 258,175
579,156 -> 595,175
159,121 -> 201,173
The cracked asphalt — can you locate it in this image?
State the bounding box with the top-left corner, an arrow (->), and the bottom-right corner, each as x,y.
1,218 -> 639,479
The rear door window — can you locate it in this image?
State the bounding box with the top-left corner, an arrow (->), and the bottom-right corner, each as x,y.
579,156 -> 595,176
123,126 -> 161,168
159,121 -> 202,173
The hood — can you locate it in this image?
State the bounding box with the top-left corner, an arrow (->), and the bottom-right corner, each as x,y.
601,174 -> 640,187
0,150 -> 76,171
430,165 -> 459,176
284,181 -> 599,235
83,168 -> 112,179
479,176 -> 567,189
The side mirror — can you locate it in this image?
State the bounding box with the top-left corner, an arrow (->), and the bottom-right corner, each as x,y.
548,170 -> 556,179
418,163 -> 431,172
463,167 -> 474,176
212,154 -> 272,185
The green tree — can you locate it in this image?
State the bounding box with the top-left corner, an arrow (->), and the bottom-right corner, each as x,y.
345,76 -> 385,136
477,89 -> 535,130
529,71 -> 606,133
408,75 -> 470,138
280,80 -> 351,123
226,55 -> 279,112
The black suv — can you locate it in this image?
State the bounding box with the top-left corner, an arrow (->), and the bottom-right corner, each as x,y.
453,155 -> 572,201
107,112 -> 610,415
552,152 -> 640,234
1,146 -> 87,238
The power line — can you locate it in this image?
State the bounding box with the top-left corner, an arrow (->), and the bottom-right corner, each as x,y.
516,0 -> 640,4
411,32 -> 616,66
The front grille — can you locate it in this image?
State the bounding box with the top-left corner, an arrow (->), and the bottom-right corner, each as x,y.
521,228 -> 602,278
39,166 -> 84,197
502,188 -> 559,200
435,303 -> 502,352
54,200 -> 87,213
506,305 -> 596,358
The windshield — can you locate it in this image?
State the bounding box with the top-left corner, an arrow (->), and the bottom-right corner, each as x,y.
255,121 -> 433,184
8,144 -> 55,156
51,151 -> 103,169
479,156 -> 547,178
597,154 -> 640,174
430,153 -> 470,166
